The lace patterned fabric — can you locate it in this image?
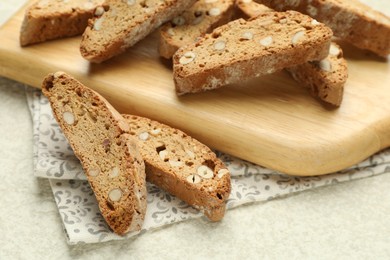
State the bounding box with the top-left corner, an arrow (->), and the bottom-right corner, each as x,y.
26,87 -> 390,244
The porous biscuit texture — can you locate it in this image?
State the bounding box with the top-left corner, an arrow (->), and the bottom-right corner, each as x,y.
42,72 -> 147,235
20,0 -> 103,46
173,11 -> 333,95
287,43 -> 348,106
159,0 -> 235,59
123,115 -> 231,221
256,0 -> 390,56
80,0 -> 197,63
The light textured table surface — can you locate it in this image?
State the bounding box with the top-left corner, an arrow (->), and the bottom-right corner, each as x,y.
1,1 -> 390,259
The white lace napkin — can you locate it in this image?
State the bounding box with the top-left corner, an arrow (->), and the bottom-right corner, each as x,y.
26,87 -> 390,245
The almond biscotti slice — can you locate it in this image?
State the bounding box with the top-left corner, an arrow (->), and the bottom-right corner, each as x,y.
80,0 -> 197,63
235,2 -> 348,106
123,115 -> 231,221
158,0 -> 235,59
235,0 -> 273,19
256,0 -> 390,56
42,72 -> 147,235
287,43 -> 348,106
173,11 -> 333,95
20,0 -> 103,46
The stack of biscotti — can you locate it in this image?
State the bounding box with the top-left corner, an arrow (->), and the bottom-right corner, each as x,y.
20,0 -> 103,46
159,0 -> 235,59
80,0 -> 197,63
42,72 -> 232,231
41,72 -> 147,235
255,0 -> 390,56
124,115 -> 231,221
173,11 -> 333,95
236,2 -> 348,106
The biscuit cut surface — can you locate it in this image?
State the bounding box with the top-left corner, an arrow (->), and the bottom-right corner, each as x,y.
287,43 -> 348,106
123,115 -> 231,221
173,11 -> 333,95
159,0 -> 235,59
256,0 -> 390,56
20,0 -> 103,46
80,0 -> 197,63
41,72 -> 147,235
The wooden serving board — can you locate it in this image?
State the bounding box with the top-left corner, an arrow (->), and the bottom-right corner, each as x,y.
1,2 -> 390,176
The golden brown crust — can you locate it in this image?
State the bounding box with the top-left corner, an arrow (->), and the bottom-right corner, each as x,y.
123,114 -> 231,221
41,72 -> 147,235
235,0 -> 273,19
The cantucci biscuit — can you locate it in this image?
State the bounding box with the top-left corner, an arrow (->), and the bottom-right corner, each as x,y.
42,72 -> 147,235
287,43 -> 348,106
256,0 -> 390,56
173,11 -> 333,95
236,2 -> 348,106
80,0 -> 197,63
159,0 -> 235,59
123,115 -> 231,221
20,0 -> 103,46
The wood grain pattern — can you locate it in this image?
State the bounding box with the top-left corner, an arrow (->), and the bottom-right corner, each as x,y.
1,2 -> 389,176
